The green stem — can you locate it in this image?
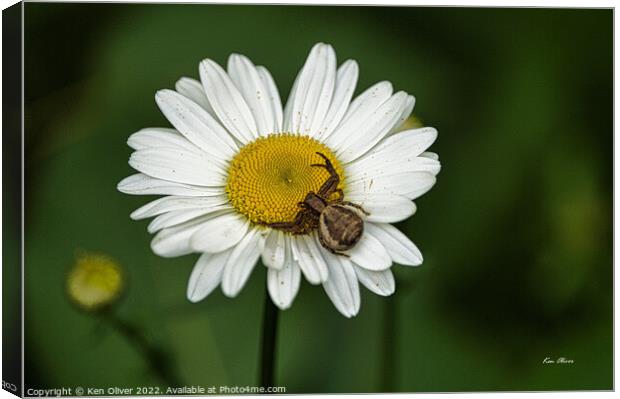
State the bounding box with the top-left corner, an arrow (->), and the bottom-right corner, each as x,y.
102,312 -> 182,387
381,294 -> 398,392
259,287 -> 279,389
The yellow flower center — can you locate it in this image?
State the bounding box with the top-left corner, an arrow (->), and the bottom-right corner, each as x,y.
226,133 -> 344,225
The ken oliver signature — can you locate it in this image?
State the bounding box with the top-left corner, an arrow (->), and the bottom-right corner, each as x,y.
543,357 -> 574,365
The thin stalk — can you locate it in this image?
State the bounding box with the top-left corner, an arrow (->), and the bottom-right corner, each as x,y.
381,294 -> 398,392
102,311 -> 182,387
259,287 -> 279,389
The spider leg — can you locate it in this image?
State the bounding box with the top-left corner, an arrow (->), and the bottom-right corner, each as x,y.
311,152 -> 338,176
333,188 -> 344,201
317,175 -> 340,199
311,152 -> 341,198
265,221 -> 304,234
340,201 -> 370,215
265,210 -> 311,234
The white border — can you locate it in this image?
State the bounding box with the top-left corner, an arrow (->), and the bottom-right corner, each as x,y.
0,1 -> 616,399
11,0 -> 620,6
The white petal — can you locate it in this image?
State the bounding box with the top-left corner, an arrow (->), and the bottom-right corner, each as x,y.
326,81 -> 393,151
347,153 -> 441,180
256,66 -> 283,132
117,174 -> 223,197
186,251 -> 231,302
322,255 -> 360,318
221,228 -> 263,297
411,156 -> 441,176
420,152 -> 442,175
346,171 -> 436,200
283,43 -> 336,136
129,147 -> 226,187
190,212 -> 250,253
155,89 -> 237,161
350,127 -> 438,171
317,60 -> 359,140
420,151 -> 439,161
334,91 -> 409,163
261,230 -> 286,270
127,128 -> 201,153
345,231 -> 391,271
345,193 -> 416,223
150,216 -> 210,258
303,45 -> 336,136
228,54 -> 276,136
305,234 -> 330,282
354,266 -> 395,296
130,195 -> 229,220
175,77 -> 216,117
346,127 -> 440,180
200,59 -> 258,144
388,94 -> 415,135
401,173 -> 437,199
267,236 -> 301,310
290,234 -> 328,285
365,223 -> 423,266
148,208 -> 226,233
342,81 -> 393,121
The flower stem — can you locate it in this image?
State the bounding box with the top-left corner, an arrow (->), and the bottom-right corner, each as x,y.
102,311 -> 182,387
259,287 -> 279,388
381,294 -> 398,392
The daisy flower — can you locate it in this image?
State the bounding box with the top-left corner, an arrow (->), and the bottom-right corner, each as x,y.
118,43 -> 440,317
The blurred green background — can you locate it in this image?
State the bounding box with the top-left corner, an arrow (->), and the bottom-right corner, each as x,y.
19,3 -> 612,393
